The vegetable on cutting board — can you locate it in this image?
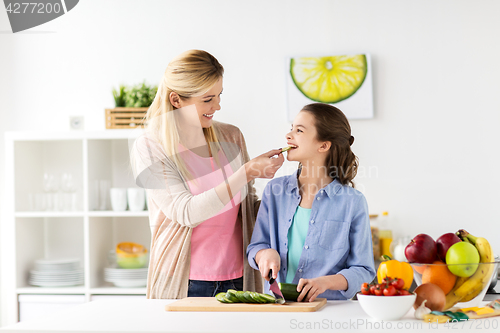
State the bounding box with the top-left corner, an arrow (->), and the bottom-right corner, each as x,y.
278,282 -> 301,301
215,283 -> 307,304
215,289 -> 276,304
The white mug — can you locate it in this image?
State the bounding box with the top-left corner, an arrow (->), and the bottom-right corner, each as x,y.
110,188 -> 127,211
127,188 -> 145,211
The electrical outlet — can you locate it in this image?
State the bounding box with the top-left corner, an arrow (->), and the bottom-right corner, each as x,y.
70,116 -> 84,130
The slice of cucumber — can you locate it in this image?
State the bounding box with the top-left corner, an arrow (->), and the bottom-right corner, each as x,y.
225,289 -> 241,303
242,291 -> 256,303
234,290 -> 249,303
258,293 -> 277,303
249,291 -> 267,303
215,292 -> 232,303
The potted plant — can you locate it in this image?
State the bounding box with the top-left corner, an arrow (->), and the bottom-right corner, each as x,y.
106,83 -> 158,129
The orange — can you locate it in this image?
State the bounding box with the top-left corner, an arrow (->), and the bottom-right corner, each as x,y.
421,260 -> 457,295
414,264 -> 427,274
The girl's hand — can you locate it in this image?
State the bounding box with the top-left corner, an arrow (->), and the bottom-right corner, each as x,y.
245,149 -> 284,180
255,248 -> 280,281
297,276 -> 332,302
296,274 -> 348,302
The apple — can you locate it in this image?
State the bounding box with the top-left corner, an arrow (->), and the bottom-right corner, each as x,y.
445,242 -> 480,277
436,233 -> 461,262
405,234 -> 437,263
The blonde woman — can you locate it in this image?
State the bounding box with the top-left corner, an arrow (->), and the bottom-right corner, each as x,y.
130,50 -> 284,299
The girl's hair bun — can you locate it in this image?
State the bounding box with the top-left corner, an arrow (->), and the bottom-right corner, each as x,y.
349,136 -> 354,146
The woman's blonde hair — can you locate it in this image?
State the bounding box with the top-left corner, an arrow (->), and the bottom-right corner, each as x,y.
145,50 -> 224,182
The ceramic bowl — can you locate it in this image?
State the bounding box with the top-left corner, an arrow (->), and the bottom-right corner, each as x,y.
115,242 -> 148,269
357,293 -> 416,321
116,253 -> 148,269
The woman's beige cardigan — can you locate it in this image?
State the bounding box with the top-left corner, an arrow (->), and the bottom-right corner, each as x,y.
131,121 -> 263,299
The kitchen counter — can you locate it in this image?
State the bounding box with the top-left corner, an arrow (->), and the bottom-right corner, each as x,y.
1,299 -> 500,333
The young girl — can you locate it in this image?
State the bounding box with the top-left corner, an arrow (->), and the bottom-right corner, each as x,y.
247,103 -> 376,301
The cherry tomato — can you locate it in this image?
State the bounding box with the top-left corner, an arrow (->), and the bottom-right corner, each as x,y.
390,278 -> 405,290
360,282 -> 371,295
383,285 -> 397,296
369,285 -> 377,295
381,276 -> 393,285
374,285 -> 383,296
399,289 -> 412,296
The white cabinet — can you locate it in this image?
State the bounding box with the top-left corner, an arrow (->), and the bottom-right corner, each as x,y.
18,295 -> 86,322
90,295 -> 147,302
2,130 -> 151,326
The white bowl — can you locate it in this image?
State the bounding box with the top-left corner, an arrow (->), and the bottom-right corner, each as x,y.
357,293 -> 416,321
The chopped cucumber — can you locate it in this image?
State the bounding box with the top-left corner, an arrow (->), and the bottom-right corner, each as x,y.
215,290 -> 281,304
242,291 -> 256,303
215,292 -> 232,303
225,289 -> 241,303
249,292 -> 267,303
259,293 -> 277,303
235,290 -> 249,303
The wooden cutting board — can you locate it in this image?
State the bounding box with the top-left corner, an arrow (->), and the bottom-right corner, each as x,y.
165,297 -> 327,312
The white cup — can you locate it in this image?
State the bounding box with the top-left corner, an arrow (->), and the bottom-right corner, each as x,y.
110,188 -> 127,211
127,188 -> 145,211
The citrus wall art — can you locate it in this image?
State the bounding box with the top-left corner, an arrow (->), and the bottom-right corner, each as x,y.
286,54 -> 373,121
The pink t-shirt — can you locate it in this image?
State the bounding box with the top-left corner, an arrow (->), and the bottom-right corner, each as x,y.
179,145 -> 243,281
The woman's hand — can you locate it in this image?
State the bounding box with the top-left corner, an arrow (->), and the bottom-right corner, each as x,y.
297,274 -> 348,302
255,248 -> 281,281
245,149 -> 284,180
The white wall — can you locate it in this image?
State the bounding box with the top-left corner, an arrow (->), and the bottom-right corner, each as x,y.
1,0 -> 500,323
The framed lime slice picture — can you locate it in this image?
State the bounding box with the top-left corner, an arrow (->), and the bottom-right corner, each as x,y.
286,54 -> 373,121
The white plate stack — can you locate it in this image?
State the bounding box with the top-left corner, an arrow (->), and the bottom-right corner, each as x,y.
104,267 -> 148,288
29,259 -> 84,287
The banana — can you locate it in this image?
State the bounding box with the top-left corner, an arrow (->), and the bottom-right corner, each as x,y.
460,247 -> 495,302
461,236 -> 472,244
461,283 -> 484,302
453,230 -> 494,298
444,276 -> 467,310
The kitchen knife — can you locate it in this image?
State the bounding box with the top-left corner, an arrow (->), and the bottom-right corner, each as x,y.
268,271 -> 285,304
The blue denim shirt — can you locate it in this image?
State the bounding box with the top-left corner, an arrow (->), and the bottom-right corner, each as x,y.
247,170 -> 376,300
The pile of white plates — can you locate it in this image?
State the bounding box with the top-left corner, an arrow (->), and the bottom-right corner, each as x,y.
29,259 -> 84,287
104,267 -> 147,288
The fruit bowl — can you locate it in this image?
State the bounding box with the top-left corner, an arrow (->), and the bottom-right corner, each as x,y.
357,293 -> 416,321
410,261 -> 499,309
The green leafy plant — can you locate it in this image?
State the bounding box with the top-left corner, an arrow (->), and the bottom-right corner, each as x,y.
125,82 -> 158,108
112,85 -> 126,107
112,82 -> 158,108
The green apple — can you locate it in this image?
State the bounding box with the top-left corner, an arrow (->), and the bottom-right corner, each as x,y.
445,242 -> 480,277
